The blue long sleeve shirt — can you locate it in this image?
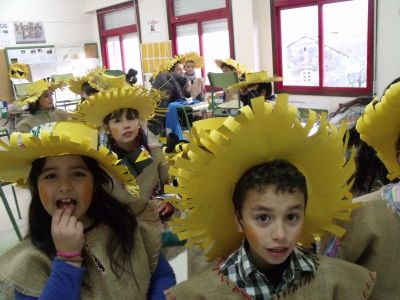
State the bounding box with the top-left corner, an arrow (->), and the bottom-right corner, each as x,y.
15,253 -> 175,300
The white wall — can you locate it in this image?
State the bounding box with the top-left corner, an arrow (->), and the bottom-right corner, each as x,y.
83,0 -> 127,12
138,0 -> 169,43
0,0 -> 99,48
253,0 -> 274,74
231,0 -> 257,70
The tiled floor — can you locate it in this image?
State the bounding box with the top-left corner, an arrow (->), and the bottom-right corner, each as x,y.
0,185 -> 30,253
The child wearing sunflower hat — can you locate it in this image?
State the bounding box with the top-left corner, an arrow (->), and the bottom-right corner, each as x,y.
72,85 -> 174,218
228,71 -> 282,108
68,67 -> 129,101
338,80 -> 400,299
0,121 -> 176,299
215,58 -> 248,75
163,96 -> 375,299
214,58 -> 250,102
180,52 -> 206,101
15,78 -> 69,133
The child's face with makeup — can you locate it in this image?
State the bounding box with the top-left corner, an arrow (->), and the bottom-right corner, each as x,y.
37,155 -> 94,220
235,185 -> 305,272
104,109 -> 140,151
38,88 -> 54,109
184,61 -> 195,75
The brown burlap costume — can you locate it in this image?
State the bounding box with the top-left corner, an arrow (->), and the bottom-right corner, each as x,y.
339,189 -> 400,299
15,109 -> 69,133
166,256 -> 375,300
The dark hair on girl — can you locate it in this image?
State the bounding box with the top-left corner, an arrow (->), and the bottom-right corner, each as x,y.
27,155 -> 138,278
27,101 -> 42,114
27,91 -> 55,114
103,108 -> 150,152
257,82 -> 273,100
81,82 -> 99,101
233,160 -> 307,217
220,62 -> 236,71
352,141 -> 391,196
170,61 -> 183,73
126,69 -> 138,85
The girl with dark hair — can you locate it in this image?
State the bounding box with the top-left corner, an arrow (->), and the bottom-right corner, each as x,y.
228,71 -> 281,108
72,86 -> 174,217
339,81 -> 400,299
15,78 -> 69,133
0,121 -> 175,299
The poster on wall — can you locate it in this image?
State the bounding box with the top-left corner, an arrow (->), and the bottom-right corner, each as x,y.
6,47 -> 56,65
146,19 -> 159,33
14,21 -> 46,44
0,22 -> 13,46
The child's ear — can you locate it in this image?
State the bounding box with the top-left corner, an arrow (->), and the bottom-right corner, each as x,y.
234,213 -> 244,233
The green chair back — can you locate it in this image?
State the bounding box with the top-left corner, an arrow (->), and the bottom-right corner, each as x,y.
207,72 -> 239,116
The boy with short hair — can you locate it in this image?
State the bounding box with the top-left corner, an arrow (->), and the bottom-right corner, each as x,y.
164,95 -> 375,299
183,59 -> 196,81
225,160 -> 313,296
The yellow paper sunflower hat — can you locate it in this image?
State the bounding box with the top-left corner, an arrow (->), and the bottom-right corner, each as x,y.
179,51 -> 204,69
159,55 -> 184,73
68,66 -> 106,95
165,95 -> 356,260
163,117 -> 227,165
9,63 -> 30,79
87,72 -> 129,92
72,86 -> 163,128
214,58 -> 249,75
15,78 -> 65,107
0,121 -> 138,195
228,71 -> 282,92
356,81 -> 400,180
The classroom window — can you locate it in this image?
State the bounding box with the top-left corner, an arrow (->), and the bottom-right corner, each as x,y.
97,2 -> 143,84
168,0 -> 234,83
273,0 -> 374,95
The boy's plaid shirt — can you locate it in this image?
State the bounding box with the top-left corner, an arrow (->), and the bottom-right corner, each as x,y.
219,243 -> 316,300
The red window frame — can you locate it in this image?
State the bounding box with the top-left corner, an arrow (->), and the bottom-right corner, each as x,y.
97,1 -> 140,70
272,0 -> 374,96
167,0 -> 235,79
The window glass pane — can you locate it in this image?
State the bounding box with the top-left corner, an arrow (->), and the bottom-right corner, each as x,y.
202,18 -> 230,83
174,0 -> 225,16
176,23 -> 201,78
106,36 -> 123,70
104,6 -> 136,30
323,0 -> 368,88
122,32 -> 142,84
281,6 -> 318,86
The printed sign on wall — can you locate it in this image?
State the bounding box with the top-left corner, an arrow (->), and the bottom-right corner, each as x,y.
14,21 -> 46,44
0,22 -> 13,46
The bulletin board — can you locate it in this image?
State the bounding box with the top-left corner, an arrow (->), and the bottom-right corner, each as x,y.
0,44 -> 101,100
141,41 -> 172,74
5,45 -> 56,65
